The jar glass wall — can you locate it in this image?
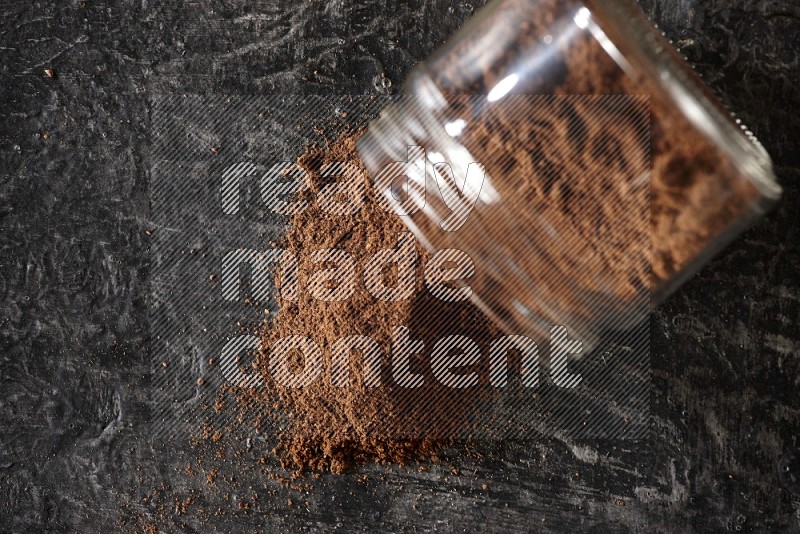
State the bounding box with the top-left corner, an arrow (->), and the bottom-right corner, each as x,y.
357,0 -> 780,350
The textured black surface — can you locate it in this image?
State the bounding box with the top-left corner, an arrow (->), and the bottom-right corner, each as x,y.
1,0 -> 799,531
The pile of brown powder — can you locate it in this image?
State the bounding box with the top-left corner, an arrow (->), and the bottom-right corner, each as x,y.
254,133 -> 499,474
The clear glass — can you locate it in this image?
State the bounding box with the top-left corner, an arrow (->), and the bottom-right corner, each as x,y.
357,0 -> 781,349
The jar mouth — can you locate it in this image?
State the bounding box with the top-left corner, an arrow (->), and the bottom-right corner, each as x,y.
588,0 -> 781,203
357,98 -> 489,241
356,74 -> 449,180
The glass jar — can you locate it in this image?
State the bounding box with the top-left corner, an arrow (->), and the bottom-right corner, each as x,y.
357,0 -> 781,350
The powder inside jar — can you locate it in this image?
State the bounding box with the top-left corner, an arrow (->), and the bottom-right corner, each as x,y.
385,0 -> 766,341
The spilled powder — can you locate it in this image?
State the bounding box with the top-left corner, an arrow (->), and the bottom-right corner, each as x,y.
254,133 -> 499,474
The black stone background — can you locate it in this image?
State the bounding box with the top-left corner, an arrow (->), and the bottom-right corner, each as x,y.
1,0 -> 799,531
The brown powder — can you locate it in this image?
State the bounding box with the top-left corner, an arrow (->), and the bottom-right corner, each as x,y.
393,0 -> 765,339
255,133 -> 500,474
248,0 -> 768,473
554,18 -> 762,288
